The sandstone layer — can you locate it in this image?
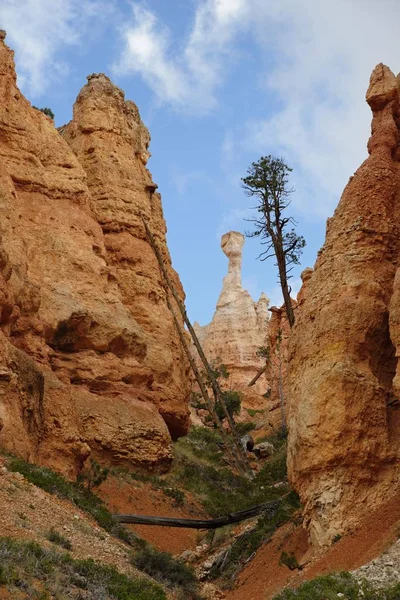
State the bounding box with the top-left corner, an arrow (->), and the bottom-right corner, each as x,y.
288,64 -> 400,546
194,231 -> 270,410
0,35 -> 190,475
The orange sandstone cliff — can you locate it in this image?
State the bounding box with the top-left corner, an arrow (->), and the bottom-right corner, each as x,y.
288,64 -> 400,546
0,34 -> 190,476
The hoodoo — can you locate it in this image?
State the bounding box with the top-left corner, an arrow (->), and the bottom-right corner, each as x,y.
0,36 -> 190,475
288,63 -> 400,546
194,231 -> 270,403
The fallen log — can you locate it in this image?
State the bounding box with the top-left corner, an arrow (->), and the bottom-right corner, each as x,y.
114,499 -> 280,529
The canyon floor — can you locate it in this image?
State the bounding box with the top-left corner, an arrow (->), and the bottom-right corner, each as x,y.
2,439 -> 400,600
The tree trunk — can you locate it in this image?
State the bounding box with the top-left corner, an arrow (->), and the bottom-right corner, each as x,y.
164,292 -> 243,473
248,364 -> 267,387
115,499 -> 280,529
275,244 -> 295,328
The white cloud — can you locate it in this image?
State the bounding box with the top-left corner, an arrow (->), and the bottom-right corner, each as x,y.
223,0 -> 400,219
114,1 -> 399,219
112,5 -> 189,104
113,0 -> 248,111
0,0 -> 110,97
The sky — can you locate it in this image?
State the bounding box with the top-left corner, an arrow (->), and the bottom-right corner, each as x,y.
1,0 -> 399,325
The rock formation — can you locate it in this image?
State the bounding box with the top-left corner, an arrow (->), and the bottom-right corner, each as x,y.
194,232 -> 270,407
0,34 -> 190,475
288,64 -> 400,546
61,72 -> 190,439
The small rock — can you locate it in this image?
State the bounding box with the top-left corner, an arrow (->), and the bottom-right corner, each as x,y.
253,441 -> 274,459
0,30 -> 6,41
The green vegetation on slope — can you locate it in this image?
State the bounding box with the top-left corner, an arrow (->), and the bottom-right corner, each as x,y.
133,546 -> 202,600
169,426 -> 294,517
272,572 -> 400,599
0,537 -> 165,600
164,427 -> 300,584
5,455 -> 137,546
3,454 -> 204,599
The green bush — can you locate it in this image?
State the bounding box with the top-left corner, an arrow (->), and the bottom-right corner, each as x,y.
247,408 -> 264,417
279,551 -> 300,571
33,106 -> 55,119
163,486 -> 185,506
46,528 -> 72,550
77,459 -> 109,492
272,572 -> 400,600
178,426 -> 225,464
215,390 -> 241,422
0,537 -> 166,599
235,421 -> 256,436
132,546 -> 202,599
171,430 -> 294,518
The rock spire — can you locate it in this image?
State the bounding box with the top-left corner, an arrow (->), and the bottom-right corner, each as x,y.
288,63 -> 400,546
0,37 -> 190,475
194,232 -> 269,401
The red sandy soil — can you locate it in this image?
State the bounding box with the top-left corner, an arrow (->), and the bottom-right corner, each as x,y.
227,490 -> 400,600
98,474 -> 205,555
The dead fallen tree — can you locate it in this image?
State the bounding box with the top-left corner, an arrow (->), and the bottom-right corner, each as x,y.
114,499 -> 280,529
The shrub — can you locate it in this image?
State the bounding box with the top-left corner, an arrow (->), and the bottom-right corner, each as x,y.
279,551 -> 300,571
0,537 -> 166,600
272,571 -> 400,599
215,390 -> 241,422
132,546 -> 202,599
235,421 -> 256,436
163,486 -> 185,506
46,528 -> 72,550
33,106 -> 54,119
247,408 -> 264,417
77,459 -> 109,492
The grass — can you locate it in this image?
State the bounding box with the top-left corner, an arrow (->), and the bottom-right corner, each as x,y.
0,536 -> 166,599
272,572 -> 400,599
4,455 -> 139,547
247,408 -> 264,417
132,545 -> 203,600
46,527 -> 72,550
127,469 -> 186,506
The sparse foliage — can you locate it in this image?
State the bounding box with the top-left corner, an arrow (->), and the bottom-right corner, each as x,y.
46,528 -> 72,550
242,155 -> 306,327
33,106 -> 55,119
215,390 -> 242,422
77,459 -> 109,493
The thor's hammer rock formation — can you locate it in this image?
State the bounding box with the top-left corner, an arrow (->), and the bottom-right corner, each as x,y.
194,231 -> 270,405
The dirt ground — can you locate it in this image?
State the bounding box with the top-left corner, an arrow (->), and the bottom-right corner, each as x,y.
226,489 -> 400,599
98,474 -> 205,555
0,460 -> 136,577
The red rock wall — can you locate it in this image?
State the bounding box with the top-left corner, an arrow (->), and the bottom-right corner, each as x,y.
0,36 -> 190,476
288,64 -> 400,546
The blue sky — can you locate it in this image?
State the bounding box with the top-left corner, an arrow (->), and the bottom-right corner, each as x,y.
1,0 -> 399,325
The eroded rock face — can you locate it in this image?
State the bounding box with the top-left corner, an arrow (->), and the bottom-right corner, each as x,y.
61,73 -> 190,439
0,38 -> 189,475
194,232 -> 270,408
288,63 -> 400,546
